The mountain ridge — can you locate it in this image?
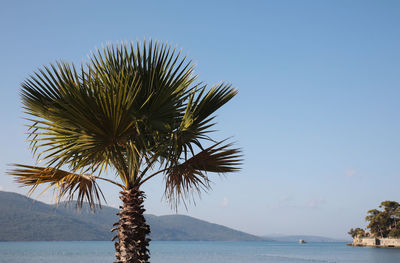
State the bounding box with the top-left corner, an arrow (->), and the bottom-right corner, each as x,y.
263,234 -> 348,242
0,191 -> 261,241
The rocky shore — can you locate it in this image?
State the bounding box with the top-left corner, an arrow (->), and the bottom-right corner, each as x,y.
349,237 -> 400,248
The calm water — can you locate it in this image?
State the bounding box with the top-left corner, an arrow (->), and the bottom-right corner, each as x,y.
1,241 -> 400,263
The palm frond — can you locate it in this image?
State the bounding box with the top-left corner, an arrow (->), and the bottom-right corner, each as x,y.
164,140 -> 242,208
14,40 -> 242,210
20,41 -> 199,187
172,83 -> 238,158
8,164 -> 105,210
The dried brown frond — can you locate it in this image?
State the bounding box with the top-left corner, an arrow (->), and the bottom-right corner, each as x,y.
164,141 -> 242,209
8,164 -> 105,210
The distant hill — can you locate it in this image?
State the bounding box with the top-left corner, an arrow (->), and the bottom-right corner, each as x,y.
263,234 -> 348,242
0,191 -> 261,241
145,214 -> 262,241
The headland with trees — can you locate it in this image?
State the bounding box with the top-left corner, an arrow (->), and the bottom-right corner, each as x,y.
349,201 -> 400,248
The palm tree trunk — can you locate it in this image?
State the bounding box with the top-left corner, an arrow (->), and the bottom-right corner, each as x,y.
113,189 -> 151,263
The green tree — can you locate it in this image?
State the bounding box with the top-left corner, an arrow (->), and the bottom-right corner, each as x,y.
9,41 -> 242,263
366,211 -> 390,238
380,201 -> 399,214
380,201 -> 400,229
393,207 -> 400,228
365,201 -> 400,238
348,228 -> 365,238
389,228 -> 400,238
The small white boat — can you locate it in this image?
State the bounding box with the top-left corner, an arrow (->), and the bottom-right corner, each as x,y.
299,239 -> 307,244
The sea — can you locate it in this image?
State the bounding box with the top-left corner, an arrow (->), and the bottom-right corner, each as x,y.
1,241 -> 400,263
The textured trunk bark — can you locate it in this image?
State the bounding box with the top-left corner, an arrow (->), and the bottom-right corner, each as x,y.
113,189 -> 151,263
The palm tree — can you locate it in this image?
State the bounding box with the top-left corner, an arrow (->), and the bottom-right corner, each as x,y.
9,41 -> 241,263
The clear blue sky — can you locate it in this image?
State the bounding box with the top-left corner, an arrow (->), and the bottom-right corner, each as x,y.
1,0 -> 400,239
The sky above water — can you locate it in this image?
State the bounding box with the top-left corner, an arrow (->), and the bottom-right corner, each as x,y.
1,0 -> 399,239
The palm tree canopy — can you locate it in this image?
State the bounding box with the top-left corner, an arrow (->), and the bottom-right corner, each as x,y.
10,41 -> 242,209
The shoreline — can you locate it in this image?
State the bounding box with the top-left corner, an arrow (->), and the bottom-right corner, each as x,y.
350,237 -> 400,248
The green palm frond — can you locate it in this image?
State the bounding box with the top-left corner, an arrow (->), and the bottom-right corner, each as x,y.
173,83 -> 238,157
164,141 -> 242,208
21,41 -> 198,187
8,164 -> 105,209
146,83 -> 239,172
13,40 -> 242,209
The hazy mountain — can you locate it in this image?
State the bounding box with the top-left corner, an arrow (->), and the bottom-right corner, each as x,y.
262,234 -> 348,242
0,191 -> 261,241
